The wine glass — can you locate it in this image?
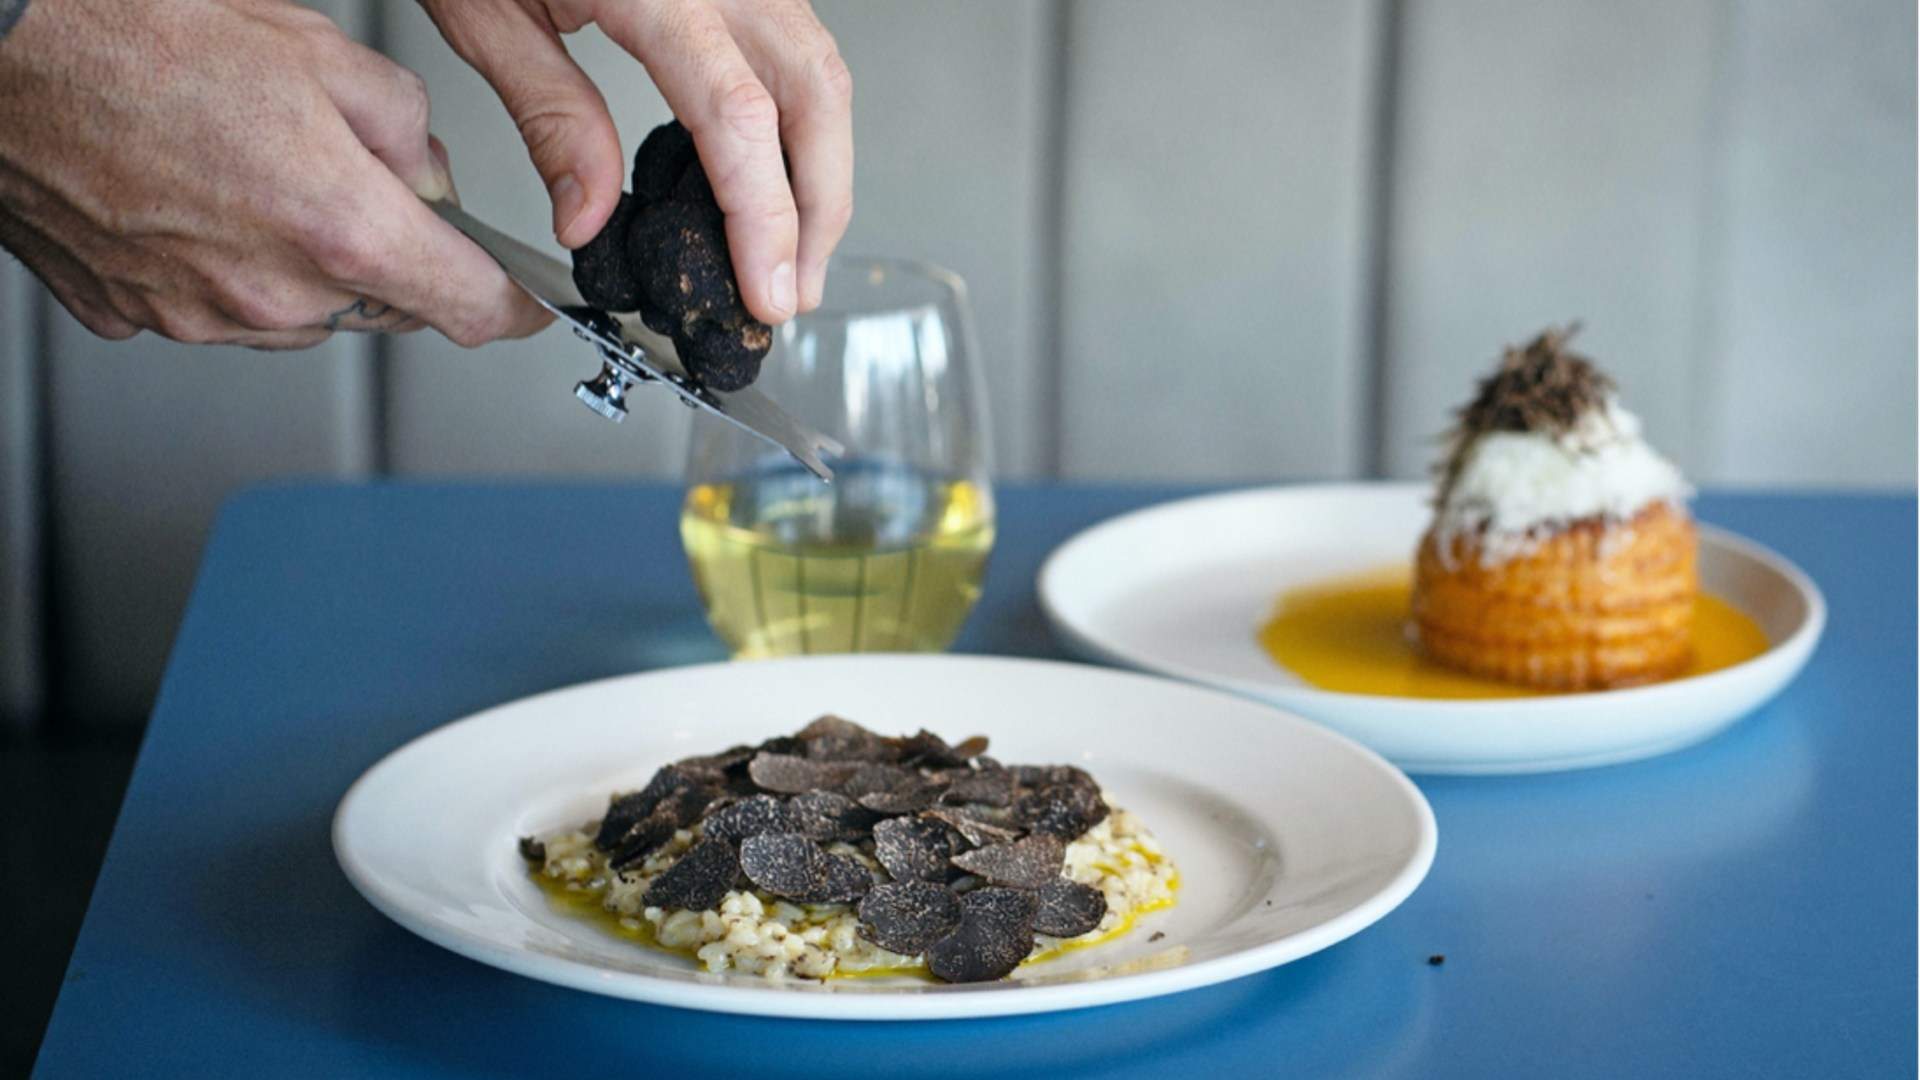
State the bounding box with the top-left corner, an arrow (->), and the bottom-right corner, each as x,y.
681,257 -> 994,658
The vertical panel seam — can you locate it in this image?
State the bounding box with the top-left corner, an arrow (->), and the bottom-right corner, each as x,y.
28,278 -> 58,731
2,268 -> 47,732
1684,0 -> 1739,482
360,0 -> 392,477
1032,0 -> 1073,480
1357,0 -> 1406,479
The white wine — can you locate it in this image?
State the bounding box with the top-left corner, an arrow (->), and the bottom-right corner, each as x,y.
681,464 -> 994,657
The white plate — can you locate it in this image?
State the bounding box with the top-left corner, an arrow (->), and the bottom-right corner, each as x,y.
333,655 -> 1435,1020
1039,483 -> 1824,775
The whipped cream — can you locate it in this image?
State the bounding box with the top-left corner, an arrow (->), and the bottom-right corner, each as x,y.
1433,398 -> 1691,564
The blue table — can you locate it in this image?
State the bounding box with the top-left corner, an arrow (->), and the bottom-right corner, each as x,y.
33,484 -> 1916,1078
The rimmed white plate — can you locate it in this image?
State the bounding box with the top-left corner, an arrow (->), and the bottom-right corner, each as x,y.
1039,483 -> 1824,775
333,655 -> 1435,1020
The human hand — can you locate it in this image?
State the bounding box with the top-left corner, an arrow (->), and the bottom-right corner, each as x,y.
416,0 -> 853,324
0,0 -> 550,349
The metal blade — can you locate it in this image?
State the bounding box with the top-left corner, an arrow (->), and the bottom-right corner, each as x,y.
427,200 -> 839,480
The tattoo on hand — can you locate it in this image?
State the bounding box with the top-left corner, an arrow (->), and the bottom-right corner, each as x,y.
322,298 -> 412,332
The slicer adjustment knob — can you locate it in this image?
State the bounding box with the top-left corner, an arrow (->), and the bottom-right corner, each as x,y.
575,361 -> 636,423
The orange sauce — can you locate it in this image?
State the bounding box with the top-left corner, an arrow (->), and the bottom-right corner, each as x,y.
1257,566 -> 1770,699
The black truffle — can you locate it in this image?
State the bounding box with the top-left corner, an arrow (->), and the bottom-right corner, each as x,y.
857,777 -> 950,816
738,833 -> 872,903
1032,879 -> 1107,938
921,807 -> 1021,849
703,794 -> 798,841
565,119 -> 773,392
747,752 -> 855,795
641,836 -> 738,912
872,816 -> 957,884
631,120 -> 699,206
786,790 -> 877,842
595,765 -> 695,850
569,191 -> 643,311
797,715 -> 898,762
857,881 -> 963,955
1016,782 -> 1109,840
926,887 -> 1039,983
948,834 -> 1065,889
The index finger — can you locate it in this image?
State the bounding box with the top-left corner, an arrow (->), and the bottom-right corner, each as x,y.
333,167 -> 552,347
596,0 -> 800,324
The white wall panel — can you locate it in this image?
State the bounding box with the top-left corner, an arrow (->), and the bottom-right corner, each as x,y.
377,5 -> 688,478
378,1 -> 1058,478
1377,1 -> 1721,479
1698,1 -> 1916,486
43,318 -> 375,726
815,0 -> 1058,478
1055,0 -> 1381,481
38,1 -> 376,726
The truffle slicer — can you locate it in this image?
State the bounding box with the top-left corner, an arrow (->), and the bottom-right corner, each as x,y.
427,199 -> 841,481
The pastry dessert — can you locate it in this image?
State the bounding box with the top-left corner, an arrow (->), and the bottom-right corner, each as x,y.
1411,327 -> 1697,690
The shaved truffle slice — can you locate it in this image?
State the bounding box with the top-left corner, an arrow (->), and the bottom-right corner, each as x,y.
703,794 -> 798,841
747,752 -> 854,795
1016,782 -> 1109,840
675,744 -> 756,776
810,851 -> 875,903
569,191 -> 642,310
738,833 -> 872,903
839,763 -> 915,800
941,763 -> 1016,808
896,729 -> 968,768
926,887 -> 1039,983
787,790 -> 876,842
608,781 -> 722,870
921,807 -> 1021,848
856,881 -> 963,955
1032,879 -> 1107,938
756,734 -> 805,757
949,834 -> 1065,889
517,836 -> 546,864
641,836 -> 737,912
593,766 -> 686,849
654,783 -> 722,828
608,815 -> 677,871
857,776 -> 949,816
798,715 -> 896,762
872,816 -> 957,883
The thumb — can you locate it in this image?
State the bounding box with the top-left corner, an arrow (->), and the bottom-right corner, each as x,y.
422,3 -> 625,248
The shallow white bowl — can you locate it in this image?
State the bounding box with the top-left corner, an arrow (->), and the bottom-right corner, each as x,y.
333,655 -> 1435,1020
1039,483 -> 1823,775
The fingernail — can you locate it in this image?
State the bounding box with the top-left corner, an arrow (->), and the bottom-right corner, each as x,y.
551,174 -> 584,241
770,262 -> 797,318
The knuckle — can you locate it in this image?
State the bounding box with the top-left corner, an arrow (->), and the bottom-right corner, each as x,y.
441,311 -> 502,349
713,80 -> 781,144
220,284 -> 307,333
818,193 -> 853,232
302,214 -> 386,283
810,44 -> 853,107
513,107 -> 579,170
148,305 -> 221,345
394,67 -> 432,134
74,303 -> 138,341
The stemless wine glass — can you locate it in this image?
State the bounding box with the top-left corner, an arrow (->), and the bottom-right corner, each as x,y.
681,258 -> 995,658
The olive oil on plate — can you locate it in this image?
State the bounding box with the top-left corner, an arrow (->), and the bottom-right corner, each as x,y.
681,463 -> 994,657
